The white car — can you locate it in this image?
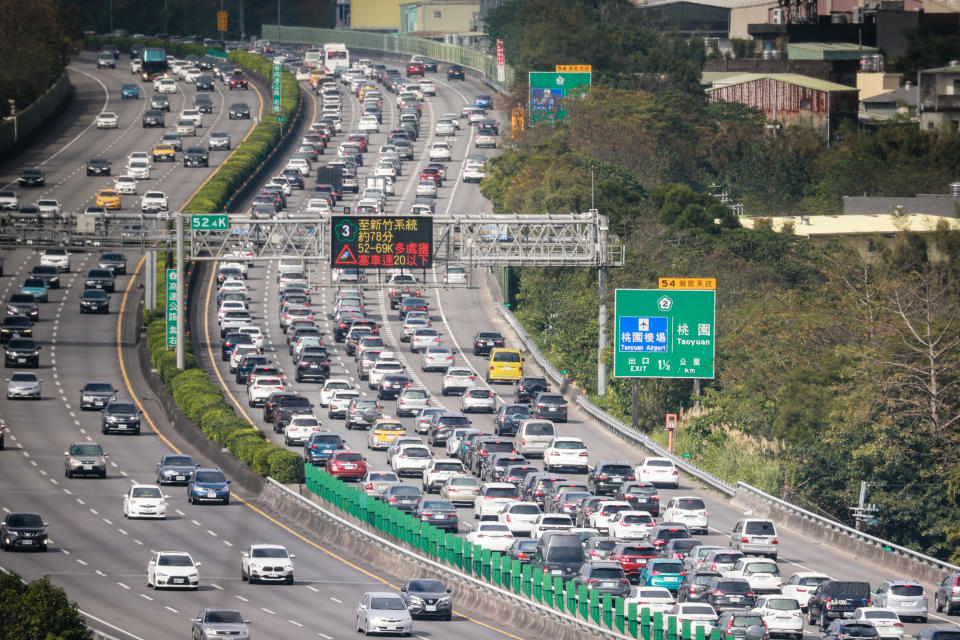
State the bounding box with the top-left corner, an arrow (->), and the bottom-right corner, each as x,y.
320,378 -> 353,407
241,544 -> 295,584
428,142 -> 451,162
460,386 -> 496,413
146,551 -> 200,589
624,587 -> 676,614
396,387 -> 430,418
129,151 -> 151,165
305,198 -> 332,216
589,501 -> 633,533
415,180 -> 437,198
728,558 -> 782,594
218,300 -> 248,320
287,157 -> 310,176
176,119 -> 196,137
236,325 -> 264,349
530,513 -> 575,539
35,199 -> 62,217
751,597 -> 804,639
127,160 -> 150,179
267,177 -> 291,196
608,510 -> 656,539
543,436 -> 589,473
122,484 -> 168,519
434,119 -> 456,136
667,603 -> 718,634
40,248 -> 70,271
391,444 -> 433,477
421,458 -> 466,493
661,496 -> 709,534
155,78 -> 177,94
328,389 -> 361,418
849,608 -> 904,640
781,572 -> 832,611
141,191 -> 168,213
229,345 -> 259,373
462,162 -> 486,183
247,376 -> 284,407
96,112 -> 118,129
368,361 -> 404,390
284,414 -> 322,446
498,501 -> 542,536
466,522 -> 515,552
635,456 -> 679,488
410,328 -> 441,353
402,318 -> 430,342
473,482 -> 520,520
219,279 -> 248,295
441,368 -> 478,396
114,175 -> 138,194
180,109 -> 203,127
374,162 -> 397,179
420,346 -> 454,372
358,115 -> 379,133
419,80 -> 436,96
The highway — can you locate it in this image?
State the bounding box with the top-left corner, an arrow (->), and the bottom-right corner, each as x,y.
0,47 -> 955,640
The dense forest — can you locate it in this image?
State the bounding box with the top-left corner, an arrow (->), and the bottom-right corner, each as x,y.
0,0 -> 77,110
484,0 -> 960,560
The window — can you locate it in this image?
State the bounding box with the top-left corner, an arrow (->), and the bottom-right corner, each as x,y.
434,10 -> 442,18
799,99 -> 812,110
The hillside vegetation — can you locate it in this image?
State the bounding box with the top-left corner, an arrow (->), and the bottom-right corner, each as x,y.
484,0 -> 960,560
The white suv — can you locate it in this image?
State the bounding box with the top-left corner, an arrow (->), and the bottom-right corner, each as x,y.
141,191 -> 168,213
661,496 -> 709,534
473,482 -> 520,520
635,456 -> 680,488
40,248 -> 71,272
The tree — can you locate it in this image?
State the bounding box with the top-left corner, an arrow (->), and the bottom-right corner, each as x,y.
0,573 -> 87,640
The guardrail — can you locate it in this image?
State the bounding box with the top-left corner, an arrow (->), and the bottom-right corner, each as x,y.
293,470 -> 730,640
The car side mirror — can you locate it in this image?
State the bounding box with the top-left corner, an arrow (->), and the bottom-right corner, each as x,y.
289,554 -> 295,559
226,479 -> 232,484
241,552 -> 249,557
163,495 -> 170,499
194,562 -> 202,567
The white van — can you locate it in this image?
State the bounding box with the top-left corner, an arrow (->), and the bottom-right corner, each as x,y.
516,419 -> 556,457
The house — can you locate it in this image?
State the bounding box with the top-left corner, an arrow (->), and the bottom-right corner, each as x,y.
919,61 -> 960,131
399,1 -> 482,35
706,73 -> 859,140
859,82 -> 918,123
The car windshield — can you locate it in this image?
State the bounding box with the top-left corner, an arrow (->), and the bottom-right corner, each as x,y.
70,445 -> 102,456
863,611 -> 898,620
646,459 -> 675,468
524,422 -> 554,435
420,501 -> 454,511
195,471 -> 225,483
731,616 -> 765,627
7,514 -> 43,527
408,579 -> 445,592
109,402 -> 137,413
337,453 -> 363,462
251,547 -> 288,558
543,516 -> 572,525
371,597 -> 406,610
485,487 -> 518,498
623,514 -> 653,524
718,581 -> 752,593
164,456 -> 194,466
132,487 -> 162,498
204,611 -> 244,624
548,547 -> 584,562
84,290 -> 108,299
638,589 -> 671,599
449,477 -> 478,487
653,561 -> 684,573
10,373 -> 37,381
745,562 -> 778,574
510,504 -> 541,515
311,435 -> 341,444
158,555 -> 193,566
890,585 -> 923,596
392,486 -> 421,496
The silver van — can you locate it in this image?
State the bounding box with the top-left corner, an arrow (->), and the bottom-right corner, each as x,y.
516,419 -> 556,457
730,518 -> 779,559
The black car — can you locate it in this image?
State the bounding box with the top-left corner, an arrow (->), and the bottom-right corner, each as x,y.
706,578 -> 757,612
1,315 -> 32,343
400,578 -> 453,619
80,381 -> 117,410
472,330 -> 505,356
411,501 -> 458,534
98,253 -> 127,275
382,484 -> 422,512
822,620 -> 878,640
30,265 -> 60,289
502,464 -> 537,487
808,581 -> 871,629
507,539 -> 539,564
573,561 -> 631,598
79,289 -> 110,313
142,110 -> 165,127
532,392 -> 567,422
422,59 -> 438,73
295,355 -> 330,383
447,65 -> 465,80
156,453 -> 197,485
84,268 -> 115,292
236,354 -> 270,384
273,395 -> 314,432
914,627 -> 960,640
101,400 -> 142,435
195,75 -> 214,91
86,158 -> 112,176
221,332 -> 253,361
650,523 -> 691,549
0,512 -> 49,552
280,169 -> 304,189
6,294 -> 39,321
514,376 -> 550,403
229,102 -> 251,119
183,147 -> 209,167
5,337 -> 40,368
588,461 -> 636,496
150,94 -> 170,111
378,374 -> 411,400
18,168 -> 45,187
679,570 -> 723,603
494,403 -> 531,437
617,481 -> 660,516
193,95 -> 214,113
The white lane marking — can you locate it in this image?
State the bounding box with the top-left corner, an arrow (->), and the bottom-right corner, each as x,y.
95,570 -> 106,576
236,595 -> 248,602
307,585 -> 319,592
165,606 -> 178,614
261,607 -> 276,615
289,620 -> 304,627
118,582 -> 130,589
210,583 -> 224,590
140,593 -> 153,601
329,597 -> 342,604
76,559 -> 88,566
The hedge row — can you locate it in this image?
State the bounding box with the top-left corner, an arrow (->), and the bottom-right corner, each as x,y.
84,34 -> 211,59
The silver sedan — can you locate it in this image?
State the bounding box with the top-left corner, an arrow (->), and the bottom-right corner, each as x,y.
356,592 -> 413,636
7,371 -> 41,399
420,346 -> 454,372
460,385 -> 496,413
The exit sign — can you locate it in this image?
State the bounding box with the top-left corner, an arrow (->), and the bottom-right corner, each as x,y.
190,214 -> 229,230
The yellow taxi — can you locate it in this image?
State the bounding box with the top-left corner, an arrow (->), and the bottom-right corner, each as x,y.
94,188 -> 122,210
358,84 -> 377,100
487,348 -> 524,383
309,71 -> 328,88
366,418 -> 406,451
151,143 -> 176,162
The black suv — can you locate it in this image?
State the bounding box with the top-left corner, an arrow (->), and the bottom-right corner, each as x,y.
183,147 -> 209,167
5,338 -> 40,368
514,376 -> 550,403
296,354 -> 330,383
807,581 -> 871,629
617,481 -> 660,516
472,330 -> 504,356
706,577 -> 756,612
273,395 -> 314,433
715,611 -> 769,640
101,400 -> 142,435
1,315 -> 32,343
679,570 -> 723,603
822,620 -> 878,640
0,512 -> 49,552
588,461 -> 636,495
532,392 -> 567,422
235,354 -> 269,384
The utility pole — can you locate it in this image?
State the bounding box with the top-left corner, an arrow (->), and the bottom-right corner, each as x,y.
175,213 -> 184,370
849,481 -> 878,530
239,0 -> 246,41
597,264 -> 607,396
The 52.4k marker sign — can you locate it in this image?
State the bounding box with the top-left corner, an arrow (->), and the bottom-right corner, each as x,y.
614,288 -> 715,379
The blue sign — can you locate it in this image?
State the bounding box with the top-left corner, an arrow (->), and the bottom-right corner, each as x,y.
618,316 -> 668,353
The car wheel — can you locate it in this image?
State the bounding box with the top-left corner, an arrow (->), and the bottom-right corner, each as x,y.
223,497 -> 229,505
65,469 -> 72,478
919,618 -> 928,624
820,614 -> 828,631
937,596 -> 944,612
100,470 -> 107,479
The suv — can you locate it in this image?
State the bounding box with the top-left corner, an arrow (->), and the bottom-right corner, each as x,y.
807,581 -> 872,629
273,395 -> 314,433
715,611 -> 769,640
0,512 -> 49,552
730,518 -> 779,559
873,579 -> 928,622
706,577 -> 757,612
617,481 -> 660,516
64,441 -> 108,478
573,561 -> 631,598
588,461 -> 636,496
514,376 -> 550,403
935,573 -> 960,615
101,400 -> 142,435
345,397 -> 382,430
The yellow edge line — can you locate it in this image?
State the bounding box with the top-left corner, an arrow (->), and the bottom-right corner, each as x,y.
115,78 -> 527,640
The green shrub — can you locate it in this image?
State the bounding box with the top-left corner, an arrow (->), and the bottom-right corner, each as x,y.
268,450 -> 305,484
251,445 -> 274,475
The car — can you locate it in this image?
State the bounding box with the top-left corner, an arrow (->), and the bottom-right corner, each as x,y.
415,179 -> 437,198
156,453 -> 196,485
914,626 -> 960,640
0,316 -> 32,343
472,331 -> 505,357
751,596 -> 804,639
5,337 -> 40,368
0,512 -> 49,552
636,456 -> 680,488
707,577 -> 758,612
411,499 -> 459,533
463,161 -> 487,184
497,501 -> 542,535
0,190 -> 18,210
439,474 -> 480,505
183,146 -> 209,167
229,72 -> 249,90
435,119 -> 457,136
327,449 -> 368,481
849,608 -> 905,639
18,168 -> 45,187
187,468 -> 231,504
781,572 -> 832,611
6,294 -> 39,322
661,496 -> 709,534
410,327 -> 441,353
64,441 -> 108,478
406,61 -> 424,77
128,159 -> 150,178
727,558 -> 782,594
624,586 -> 678,614
155,77 -> 177,93
440,367 -> 477,396
381,484 -> 423,512
20,277 -> 48,303
447,65 -> 465,80
639,558 -> 687,593
663,537 -> 703,561
150,93 -> 170,110
35,199 -> 61,217
96,112 -> 119,128
543,436 -> 589,473
304,431 -> 345,465
140,191 -> 168,213
420,346 -> 454,372
475,93 -> 493,109
461,386 -> 496,413
208,130 -> 231,150
716,611 -> 771,640
229,102 -> 250,119
241,544 -> 295,584
152,143 -> 176,161
429,141 -> 452,162
114,174 -> 138,195
400,578 -> 453,620
85,268 -> 115,292
362,470 -> 402,498
6,371 -> 41,399
530,513 -> 575,539
608,510 -> 656,539
97,52 -> 116,68
191,608 -> 250,640
679,569 -> 724,602
119,82 -> 140,100
142,109 -> 165,127
467,522 -> 516,552
532,392 -> 568,422
147,551 -> 200,590
122,484 -> 168,519
392,444 -> 433,476
476,125 -> 497,148
356,592 -> 413,636
821,620 -> 881,640
473,482 -> 520,520
79,381 -> 116,410
79,288 -> 110,314
421,458 -> 466,493
935,573 -> 960,615
872,579 -> 928,622
730,518 -> 779,559
86,157 -> 112,176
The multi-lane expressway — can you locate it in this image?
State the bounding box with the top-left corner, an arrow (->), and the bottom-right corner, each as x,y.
0,48 -> 956,640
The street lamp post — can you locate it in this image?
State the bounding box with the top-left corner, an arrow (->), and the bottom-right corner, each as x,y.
109,0 -> 114,34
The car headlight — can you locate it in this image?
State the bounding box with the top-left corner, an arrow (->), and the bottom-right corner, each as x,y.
156,572 -> 168,580
106,415 -> 120,422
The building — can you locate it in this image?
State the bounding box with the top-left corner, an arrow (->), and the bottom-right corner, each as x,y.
399,1 -> 482,35
350,0 -> 405,30
636,1 -> 731,38
706,73 -> 860,139
859,82 -> 918,122
919,62 -> 960,130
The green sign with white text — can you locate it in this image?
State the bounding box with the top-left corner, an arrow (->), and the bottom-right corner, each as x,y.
528,71 -> 591,125
190,214 -> 229,230
166,269 -> 179,347
272,62 -> 282,114
614,289 -> 715,379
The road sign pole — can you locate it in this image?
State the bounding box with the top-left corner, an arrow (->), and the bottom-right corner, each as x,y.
598,266 -> 608,396
176,213 -> 184,370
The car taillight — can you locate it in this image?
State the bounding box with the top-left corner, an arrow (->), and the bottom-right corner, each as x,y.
772,537 -> 779,544
550,452 -> 560,456
389,497 -> 398,502
672,470 -> 679,475
579,452 -> 588,457
741,537 -> 750,543
517,552 -> 528,560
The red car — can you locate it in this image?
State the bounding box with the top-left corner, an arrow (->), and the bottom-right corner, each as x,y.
347,134 -> 368,152
609,542 -> 659,583
406,62 -> 424,77
420,167 -> 443,187
326,450 -> 367,480
229,73 -> 248,90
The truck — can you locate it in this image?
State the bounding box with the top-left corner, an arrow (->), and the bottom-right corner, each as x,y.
140,48 -> 168,82
315,167 -> 344,201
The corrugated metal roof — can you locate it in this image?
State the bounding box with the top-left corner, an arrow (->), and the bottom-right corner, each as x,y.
706,73 -> 857,93
860,85 -> 918,106
741,213 -> 960,236
787,42 -> 880,60
920,64 -> 960,74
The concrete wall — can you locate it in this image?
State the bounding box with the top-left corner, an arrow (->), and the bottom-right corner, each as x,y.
857,72 -> 902,100
731,3 -> 775,39
409,1 -> 480,33
351,0 -> 405,29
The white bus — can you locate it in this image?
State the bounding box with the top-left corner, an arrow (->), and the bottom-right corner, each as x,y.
323,43 -> 349,75
304,48 -> 323,68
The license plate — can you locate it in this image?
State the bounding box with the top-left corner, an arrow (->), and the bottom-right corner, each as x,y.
173,577 -> 185,584
21,539 -> 34,545
425,605 -> 437,612
611,476 -> 622,482
344,464 -> 356,469
83,465 -> 93,470
17,358 -> 25,363
433,514 -> 446,519
603,581 -> 616,588
207,491 -> 217,497
552,570 -> 563,575
95,400 -> 104,406
176,475 -> 185,481
730,596 -> 742,602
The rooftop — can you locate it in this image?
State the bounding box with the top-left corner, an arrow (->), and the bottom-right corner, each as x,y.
787,42 -> 881,61
741,213 -> 960,237
707,73 -> 857,93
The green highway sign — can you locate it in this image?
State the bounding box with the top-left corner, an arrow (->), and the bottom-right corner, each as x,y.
190,214 -> 229,230
166,269 -> 178,347
272,62 -> 282,114
614,288 -> 716,379
206,49 -> 228,59
528,71 -> 591,125
277,116 -> 286,123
